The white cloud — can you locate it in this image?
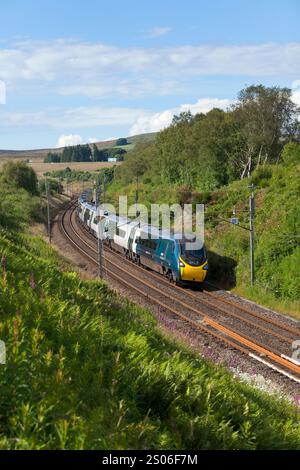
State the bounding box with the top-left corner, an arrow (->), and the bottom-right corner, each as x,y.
57,78 -> 179,99
129,97 -> 231,135
88,137 -> 98,143
292,80 -> 300,107
56,134 -> 83,147
146,27 -> 172,38
1,40 -> 300,100
1,105 -> 146,129
0,97 -> 232,137
0,80 -> 5,104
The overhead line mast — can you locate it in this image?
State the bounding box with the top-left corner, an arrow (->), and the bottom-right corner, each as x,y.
45,179 -> 51,244
95,176 -> 104,279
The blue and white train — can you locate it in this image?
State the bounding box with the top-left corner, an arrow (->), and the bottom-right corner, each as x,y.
77,193 -> 208,284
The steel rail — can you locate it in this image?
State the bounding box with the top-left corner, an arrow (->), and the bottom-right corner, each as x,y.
58,205 -> 300,379
72,206 -> 300,346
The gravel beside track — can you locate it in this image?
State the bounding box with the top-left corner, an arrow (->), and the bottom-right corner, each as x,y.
52,201 -> 300,405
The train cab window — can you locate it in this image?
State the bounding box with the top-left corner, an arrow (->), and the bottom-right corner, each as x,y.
163,241 -> 174,257
179,241 -> 206,264
164,242 -> 169,256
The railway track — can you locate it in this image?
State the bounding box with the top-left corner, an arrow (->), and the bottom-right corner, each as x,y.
57,201 -> 300,384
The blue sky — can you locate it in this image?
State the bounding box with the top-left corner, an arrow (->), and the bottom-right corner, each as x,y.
0,0 -> 300,149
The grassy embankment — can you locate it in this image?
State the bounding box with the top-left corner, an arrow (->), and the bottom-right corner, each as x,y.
105,155 -> 300,318
0,172 -> 300,449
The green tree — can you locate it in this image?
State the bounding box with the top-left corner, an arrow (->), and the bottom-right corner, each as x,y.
232,84 -> 300,178
44,152 -> 61,163
116,137 -> 128,145
2,161 -> 38,194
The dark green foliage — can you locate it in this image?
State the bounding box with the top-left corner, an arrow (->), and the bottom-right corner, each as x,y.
205,148 -> 300,301
115,85 -> 299,192
43,144 -> 126,163
44,145 -> 92,163
44,152 -> 61,163
1,161 -> 38,194
61,144 -> 92,163
91,144 -> 105,162
115,138 -> 128,146
92,145 -> 126,162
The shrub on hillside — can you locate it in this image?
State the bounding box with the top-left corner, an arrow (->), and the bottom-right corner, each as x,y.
250,166 -> 273,188
2,161 -> 38,194
281,142 -> 300,165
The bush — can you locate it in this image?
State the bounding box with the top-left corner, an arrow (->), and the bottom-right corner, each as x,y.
281,142 -> 300,165
115,138 -> 128,146
250,166 -> 273,188
2,161 -> 38,194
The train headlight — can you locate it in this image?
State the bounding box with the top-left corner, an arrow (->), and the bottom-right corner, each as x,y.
179,261 -> 185,268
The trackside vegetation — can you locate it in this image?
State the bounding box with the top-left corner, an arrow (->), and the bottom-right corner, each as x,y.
0,164 -> 300,449
44,144 -> 126,163
105,85 -> 300,315
115,85 -> 299,190
205,155 -> 300,312
106,143 -> 300,315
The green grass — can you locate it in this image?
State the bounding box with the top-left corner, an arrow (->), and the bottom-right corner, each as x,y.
113,143 -> 135,151
1,181 -> 300,449
1,228 -> 300,449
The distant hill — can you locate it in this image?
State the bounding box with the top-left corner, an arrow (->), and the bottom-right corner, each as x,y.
0,132 -> 157,160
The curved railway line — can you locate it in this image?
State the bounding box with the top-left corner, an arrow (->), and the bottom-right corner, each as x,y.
57,201 -> 300,384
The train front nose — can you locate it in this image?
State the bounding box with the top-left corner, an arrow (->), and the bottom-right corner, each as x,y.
179,260 -> 208,282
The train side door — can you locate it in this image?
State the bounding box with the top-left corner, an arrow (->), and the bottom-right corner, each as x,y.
164,241 -> 175,269
128,226 -> 137,254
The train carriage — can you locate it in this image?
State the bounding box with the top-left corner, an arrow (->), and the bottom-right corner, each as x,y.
77,195 -> 208,285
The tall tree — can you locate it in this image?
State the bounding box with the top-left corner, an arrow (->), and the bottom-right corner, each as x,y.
232,85 -> 300,178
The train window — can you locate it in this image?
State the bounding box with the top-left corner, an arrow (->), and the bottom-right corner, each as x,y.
150,239 -> 157,250
108,220 -> 116,234
116,227 -> 126,238
84,209 -> 90,222
140,238 -> 157,250
167,242 -> 174,256
164,242 -> 170,256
